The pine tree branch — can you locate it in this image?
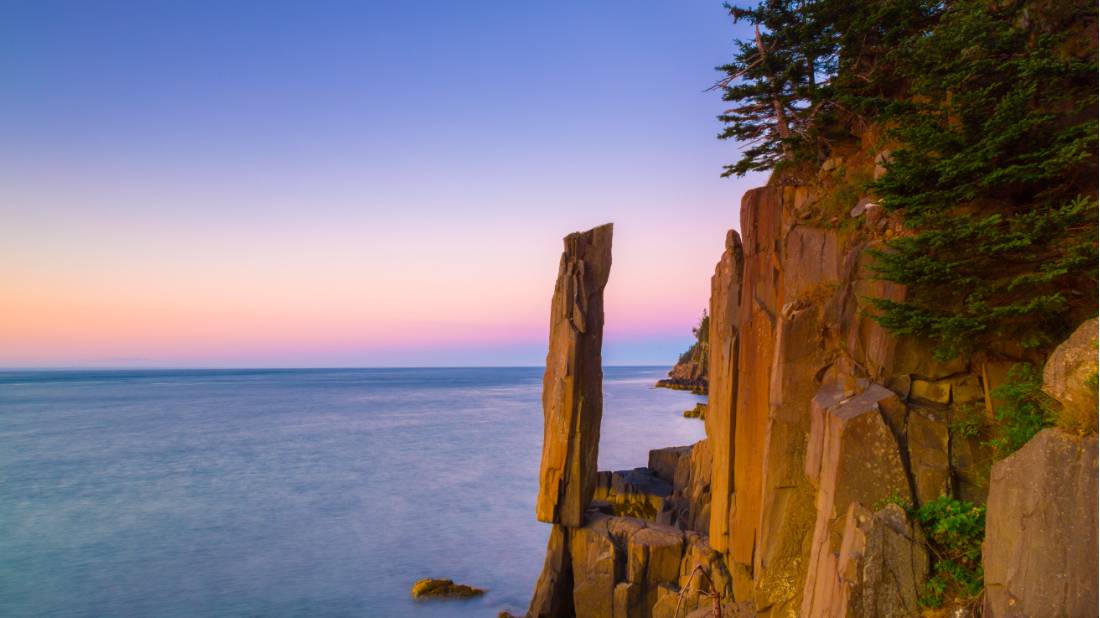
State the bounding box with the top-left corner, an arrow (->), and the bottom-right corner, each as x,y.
706,55 -> 765,92
754,23 -> 793,144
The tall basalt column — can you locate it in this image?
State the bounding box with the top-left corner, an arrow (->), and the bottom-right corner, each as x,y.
728,187 -> 783,598
536,223 -> 614,528
707,229 -> 743,553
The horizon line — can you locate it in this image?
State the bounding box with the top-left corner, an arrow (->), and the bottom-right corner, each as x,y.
0,364 -> 672,371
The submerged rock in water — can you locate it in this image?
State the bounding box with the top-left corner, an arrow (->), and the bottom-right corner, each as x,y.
410,578 -> 486,599
682,403 -> 706,420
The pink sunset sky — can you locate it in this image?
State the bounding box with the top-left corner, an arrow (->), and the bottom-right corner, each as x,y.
1,3 -> 763,367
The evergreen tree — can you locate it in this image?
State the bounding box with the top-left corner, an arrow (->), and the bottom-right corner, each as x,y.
715,0 -> 828,176
715,0 -> 1098,359
867,0 -> 1098,358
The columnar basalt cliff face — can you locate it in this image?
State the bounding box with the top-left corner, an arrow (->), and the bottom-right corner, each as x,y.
523,145 -> 1096,617
726,188 -> 783,601
694,144 -> 1096,617
536,223 -> 614,528
706,230 -> 742,556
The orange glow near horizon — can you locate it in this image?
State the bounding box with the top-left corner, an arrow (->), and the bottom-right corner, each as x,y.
2,197 -> 746,366
0,1 -> 767,367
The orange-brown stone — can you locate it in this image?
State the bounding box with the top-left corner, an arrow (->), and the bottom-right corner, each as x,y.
707,229 -> 743,554
536,223 -> 614,527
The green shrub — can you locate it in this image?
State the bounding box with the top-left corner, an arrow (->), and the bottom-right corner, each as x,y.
912,495 -> 986,608
872,487 -> 911,512
989,363 -> 1054,458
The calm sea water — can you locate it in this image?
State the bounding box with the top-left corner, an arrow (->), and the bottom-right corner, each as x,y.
0,367 -> 705,617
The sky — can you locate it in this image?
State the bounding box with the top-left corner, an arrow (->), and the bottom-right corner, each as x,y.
0,1 -> 764,368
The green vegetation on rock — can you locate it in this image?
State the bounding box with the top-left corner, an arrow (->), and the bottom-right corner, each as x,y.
681,311 -> 709,364
866,0 -> 1099,361
989,363 -> 1055,458
716,0 -> 1098,361
911,496 -> 986,609
657,310 -> 709,394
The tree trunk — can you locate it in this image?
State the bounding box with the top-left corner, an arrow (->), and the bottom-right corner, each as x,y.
755,24 -> 792,146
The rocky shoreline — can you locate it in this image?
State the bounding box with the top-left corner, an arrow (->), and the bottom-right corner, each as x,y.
654,317 -> 708,396
653,377 -> 706,395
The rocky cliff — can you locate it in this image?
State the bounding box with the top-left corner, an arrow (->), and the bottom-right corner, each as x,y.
656,315 -> 709,395
523,142 -> 1097,617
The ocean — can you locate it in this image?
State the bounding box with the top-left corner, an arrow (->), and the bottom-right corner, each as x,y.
0,367 -> 705,617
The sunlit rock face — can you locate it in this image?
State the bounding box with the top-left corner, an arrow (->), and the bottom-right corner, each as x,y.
525,133 -> 1097,616
705,228 -> 743,557
700,168 -> 939,615
983,429 -> 1098,617
536,223 -> 613,528
1042,317 -> 1099,433
800,384 -> 924,617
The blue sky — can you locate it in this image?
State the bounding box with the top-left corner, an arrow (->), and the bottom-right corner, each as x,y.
1,2 -> 764,367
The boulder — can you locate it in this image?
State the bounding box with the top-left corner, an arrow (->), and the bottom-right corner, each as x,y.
628,526 -> 685,612
824,504 -> 928,617
537,223 -> 614,527
1042,317 -> 1099,433
410,578 -> 486,599
802,383 -> 915,616
983,428 -> 1098,617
